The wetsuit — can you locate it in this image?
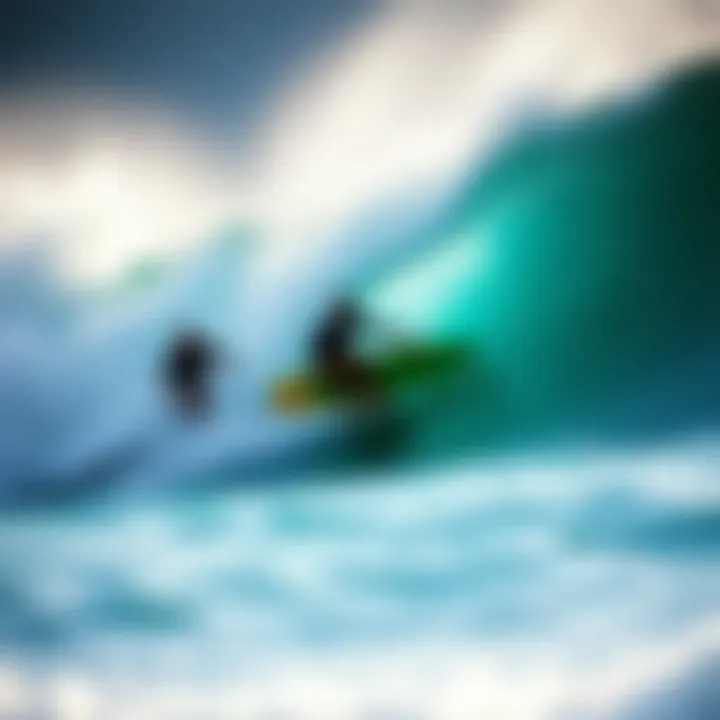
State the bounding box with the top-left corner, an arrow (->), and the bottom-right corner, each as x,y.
311,304 -> 376,400
164,331 -> 217,419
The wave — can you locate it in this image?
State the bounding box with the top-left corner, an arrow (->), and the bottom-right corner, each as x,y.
0,60 -> 719,504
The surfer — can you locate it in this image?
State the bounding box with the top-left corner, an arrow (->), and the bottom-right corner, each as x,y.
163,329 -> 221,420
310,298 -> 416,459
311,299 -> 380,403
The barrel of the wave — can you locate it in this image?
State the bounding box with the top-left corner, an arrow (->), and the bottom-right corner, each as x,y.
271,341 -> 472,413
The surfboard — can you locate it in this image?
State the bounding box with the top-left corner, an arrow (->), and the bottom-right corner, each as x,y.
271,341 -> 471,413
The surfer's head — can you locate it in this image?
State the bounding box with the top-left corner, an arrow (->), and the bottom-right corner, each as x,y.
329,298 -> 360,329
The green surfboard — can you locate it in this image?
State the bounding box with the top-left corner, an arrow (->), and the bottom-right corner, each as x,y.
271,341 -> 471,412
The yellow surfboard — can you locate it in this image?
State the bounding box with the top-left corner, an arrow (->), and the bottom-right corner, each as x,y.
271,342 -> 471,413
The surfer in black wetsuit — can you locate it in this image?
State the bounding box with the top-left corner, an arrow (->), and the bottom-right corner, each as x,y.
311,299 -> 379,402
163,329 -> 220,420
312,299 -> 412,459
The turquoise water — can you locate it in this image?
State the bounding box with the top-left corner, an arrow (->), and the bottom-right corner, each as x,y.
1,443 -> 719,717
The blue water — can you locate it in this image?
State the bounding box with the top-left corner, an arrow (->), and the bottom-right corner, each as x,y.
1,442 -> 719,717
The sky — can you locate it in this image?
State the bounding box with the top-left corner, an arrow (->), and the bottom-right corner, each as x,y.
0,0 -> 717,282
0,0 -> 375,132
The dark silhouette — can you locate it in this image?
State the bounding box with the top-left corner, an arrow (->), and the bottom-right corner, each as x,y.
163,329 -> 221,420
311,299 -> 378,402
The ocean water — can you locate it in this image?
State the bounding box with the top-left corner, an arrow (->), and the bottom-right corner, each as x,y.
1,442 -> 719,718
0,61 -> 719,718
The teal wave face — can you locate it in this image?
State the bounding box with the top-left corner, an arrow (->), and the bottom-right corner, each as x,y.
367,233 -> 485,339
368,60 -> 720,448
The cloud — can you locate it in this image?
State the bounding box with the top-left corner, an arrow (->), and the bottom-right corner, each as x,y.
0,0 -> 717,283
0,95 -> 246,282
